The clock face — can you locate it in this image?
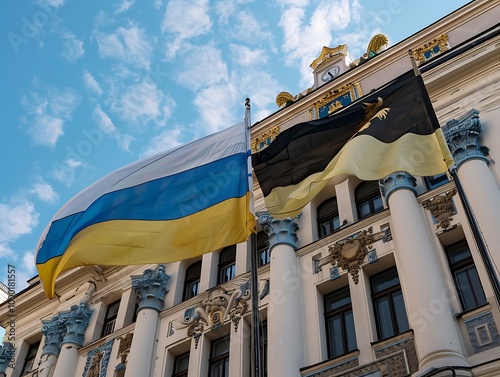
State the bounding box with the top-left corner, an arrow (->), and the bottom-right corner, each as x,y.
321,66 -> 340,82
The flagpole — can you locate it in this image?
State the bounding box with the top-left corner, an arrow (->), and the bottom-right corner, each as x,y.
245,98 -> 262,377
408,50 -> 500,305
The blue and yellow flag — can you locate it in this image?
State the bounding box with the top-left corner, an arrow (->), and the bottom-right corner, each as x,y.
36,123 -> 255,298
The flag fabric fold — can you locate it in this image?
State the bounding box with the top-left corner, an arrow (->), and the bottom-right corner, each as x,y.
252,71 -> 453,219
36,122 -> 255,298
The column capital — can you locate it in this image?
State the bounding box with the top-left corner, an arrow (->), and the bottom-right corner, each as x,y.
0,342 -> 14,374
131,265 -> 170,312
379,171 -> 417,204
41,315 -> 66,356
443,109 -> 489,169
258,212 -> 300,250
60,303 -> 93,348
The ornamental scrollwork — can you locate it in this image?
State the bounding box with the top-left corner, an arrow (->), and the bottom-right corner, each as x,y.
422,189 -> 457,230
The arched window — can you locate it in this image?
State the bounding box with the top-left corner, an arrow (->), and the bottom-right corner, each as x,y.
218,245 -> 236,284
183,261 -> 202,301
317,197 -> 340,238
355,181 -> 383,220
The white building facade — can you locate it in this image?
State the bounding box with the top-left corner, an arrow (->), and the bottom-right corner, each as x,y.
1,1 -> 500,376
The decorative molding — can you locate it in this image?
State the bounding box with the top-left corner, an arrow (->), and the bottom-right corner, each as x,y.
131,265 -> 170,312
374,336 -> 418,375
422,189 -> 457,230
275,92 -> 294,108
411,34 -> 449,64
174,281 -> 252,348
60,303 -> 93,348
330,266 -> 340,281
41,315 -> 66,356
251,126 -> 280,153
82,339 -> 114,377
367,34 -> 389,54
443,109 -> 489,168
367,249 -> 378,264
258,212 -> 300,251
0,342 -> 14,374
379,171 -> 417,203
310,45 -> 348,71
115,333 -> 133,372
464,311 -> 500,354
311,82 -> 362,119
316,227 -> 388,284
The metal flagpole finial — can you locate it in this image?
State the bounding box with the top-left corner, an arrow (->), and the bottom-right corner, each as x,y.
245,98 -> 251,109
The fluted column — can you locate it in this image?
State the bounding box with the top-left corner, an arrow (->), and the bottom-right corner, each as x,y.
259,213 -> 302,377
38,315 -> 66,377
52,303 -> 93,377
380,172 -> 469,373
444,109 -> 500,280
124,265 -> 169,377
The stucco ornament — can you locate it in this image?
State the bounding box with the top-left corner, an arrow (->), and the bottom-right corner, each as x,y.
422,189 -> 457,230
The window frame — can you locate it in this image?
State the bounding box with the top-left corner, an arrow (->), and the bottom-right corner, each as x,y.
172,351 -> 190,377
257,231 -> 270,267
20,340 -> 40,376
218,245 -> 236,284
355,181 -> 383,220
425,173 -> 449,190
324,286 -> 357,359
445,240 -> 487,312
209,336 -> 230,377
317,196 -> 341,238
370,267 -> 410,341
183,261 -> 202,301
101,299 -> 121,337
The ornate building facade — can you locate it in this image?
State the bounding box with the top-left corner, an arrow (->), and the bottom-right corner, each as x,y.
1,1 -> 500,376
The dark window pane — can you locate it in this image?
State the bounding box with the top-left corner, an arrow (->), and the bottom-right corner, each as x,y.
173,352 -> 189,377
426,173 -> 449,189
325,286 -> 356,359
344,310 -> 357,351
373,196 -> 383,212
359,202 -> 371,219
325,288 -> 351,311
375,297 -> 394,339
218,246 -> 236,284
318,197 -> 340,237
447,243 -> 472,264
371,269 -> 400,293
184,261 -> 201,300
392,291 -> 410,333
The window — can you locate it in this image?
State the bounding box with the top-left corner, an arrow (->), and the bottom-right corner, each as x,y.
324,286 -> 357,358
356,181 -> 383,220
101,300 -> 120,337
20,341 -> 40,376
209,336 -> 230,377
446,240 -> 487,311
172,352 -> 189,377
371,267 -> 410,340
257,231 -> 270,267
260,321 -> 268,376
425,173 -> 449,190
183,261 -> 202,301
218,245 -> 236,284
317,197 -> 340,238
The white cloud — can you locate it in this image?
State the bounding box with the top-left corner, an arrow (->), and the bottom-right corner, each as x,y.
176,43 -> 228,91
30,180 -> 59,204
35,0 -> 66,9
140,127 -> 183,157
107,78 -> 176,127
19,85 -> 80,147
192,84 -> 238,133
94,23 -> 155,69
92,105 -> 134,151
51,158 -> 84,187
162,0 -> 212,59
22,251 -> 37,275
230,44 -> 268,66
215,1 -> 235,24
115,0 -> 135,14
0,200 -> 39,258
83,70 -> 103,96
60,31 -> 85,62
153,0 -> 162,9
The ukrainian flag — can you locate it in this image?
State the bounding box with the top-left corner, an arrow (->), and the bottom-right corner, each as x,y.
36,122 -> 255,298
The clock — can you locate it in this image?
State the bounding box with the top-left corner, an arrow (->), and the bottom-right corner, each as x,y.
320,65 -> 340,82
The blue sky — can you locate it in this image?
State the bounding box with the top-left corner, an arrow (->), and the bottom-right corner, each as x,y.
0,0 -> 472,296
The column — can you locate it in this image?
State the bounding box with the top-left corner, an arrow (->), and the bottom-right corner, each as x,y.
52,303 -> 93,377
380,172 -> 469,373
444,109 -> 500,276
259,213 -> 302,377
124,265 -> 169,377
0,342 -> 14,377
38,316 -> 66,377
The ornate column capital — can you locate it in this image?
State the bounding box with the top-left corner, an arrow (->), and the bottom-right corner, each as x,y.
131,265 -> 170,312
0,342 -> 14,374
41,315 -> 67,356
379,171 -> 417,204
258,212 -> 300,251
59,303 -> 93,348
443,109 -> 489,168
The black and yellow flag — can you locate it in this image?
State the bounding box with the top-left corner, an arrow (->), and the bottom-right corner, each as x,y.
252,71 -> 453,219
